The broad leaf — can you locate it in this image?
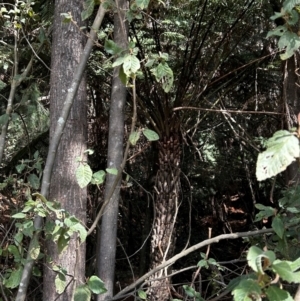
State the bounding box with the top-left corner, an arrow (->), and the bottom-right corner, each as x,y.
272,216 -> 285,239
265,286 -> 293,301
88,276 -> 107,294
12,212 -> 27,219
91,170 -> 106,185
272,260 -> 300,283
106,168 -> 118,175
136,0 -> 150,9
232,279 -> 261,301
247,246 -> 275,273
104,39 -> 122,55
28,174 -> 40,189
129,131 -> 141,145
256,130 -> 299,181
4,266 -> 23,289
76,164 -> 93,188
81,0 -> 94,21
55,272 -> 67,294
142,129 -> 159,141
122,54 -> 140,76
74,284 -> 91,301
138,290 -> 147,300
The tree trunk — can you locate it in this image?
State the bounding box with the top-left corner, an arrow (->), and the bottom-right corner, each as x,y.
43,0 -> 87,299
96,0 -> 128,299
283,53 -> 300,184
148,132 -> 181,301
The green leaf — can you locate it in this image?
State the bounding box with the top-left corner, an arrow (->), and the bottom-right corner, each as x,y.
74,284 -> 91,301
232,279 -> 261,301
266,26 -> 287,38
256,130 -> 300,181
81,0 -> 94,21
0,79 -> 7,91
0,114 -> 9,126
138,290 -> 147,300
71,222 -> 87,244
104,39 -> 122,55
112,56 -> 126,68
129,131 -> 141,145
278,32 -> 300,60
247,246 -> 275,274
272,260 -> 300,283
118,65 -> 128,85
29,235 -> 40,260
55,271 -> 67,294
76,164 -> 93,188
16,163 -> 26,174
272,216 -> 285,239
265,286 -> 293,301
142,129 -> 159,141
28,174 -> 40,189
122,54 -> 140,76
88,276 -> 107,294
91,170 -> 106,185
12,212 -> 27,219
197,259 -> 209,268
106,168 -> 118,175
4,266 -> 23,288
283,0 -> 300,12
136,0 -> 150,9
150,62 -> 174,92
8,245 -> 20,259
57,232 -> 70,254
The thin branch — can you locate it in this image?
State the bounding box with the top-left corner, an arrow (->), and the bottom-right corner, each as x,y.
173,106 -> 283,115
113,228 -> 273,300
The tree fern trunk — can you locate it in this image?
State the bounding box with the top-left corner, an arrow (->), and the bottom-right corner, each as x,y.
148,133 -> 181,301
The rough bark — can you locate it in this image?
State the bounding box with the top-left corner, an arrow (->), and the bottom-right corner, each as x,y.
148,132 -> 181,301
96,0 -> 128,299
43,0 -> 87,300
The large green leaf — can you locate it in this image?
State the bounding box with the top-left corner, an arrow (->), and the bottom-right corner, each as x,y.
142,129 -> 159,141
247,246 -> 275,274
28,174 -> 40,189
272,216 -> 284,239
55,271 -> 67,294
4,267 -> 23,289
122,54 -> 140,76
91,170 -> 106,185
74,284 -> 91,301
81,0 -> 94,21
272,260 -> 300,283
232,279 -> 261,301
136,0 -> 150,9
76,164 -> 93,188
265,286 -> 293,301
256,130 -> 299,181
88,276 -> 107,294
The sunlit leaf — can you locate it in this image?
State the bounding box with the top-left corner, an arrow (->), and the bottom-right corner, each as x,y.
106,168 -> 118,175
129,131 -> 141,145
76,164 -> 93,188
88,276 -> 107,294
142,129 -> 159,141
256,130 -> 300,181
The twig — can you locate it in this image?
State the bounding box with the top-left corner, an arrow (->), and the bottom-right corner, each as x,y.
113,228 -> 273,300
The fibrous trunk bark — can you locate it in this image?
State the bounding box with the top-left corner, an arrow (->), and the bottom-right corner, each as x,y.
96,0 -> 128,299
43,0 -> 87,299
148,132 -> 181,301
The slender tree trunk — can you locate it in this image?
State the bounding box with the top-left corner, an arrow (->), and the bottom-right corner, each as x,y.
43,0 -> 87,299
283,53 -> 300,184
148,131 -> 181,301
96,1 -> 128,299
